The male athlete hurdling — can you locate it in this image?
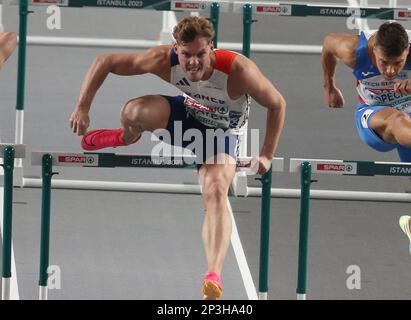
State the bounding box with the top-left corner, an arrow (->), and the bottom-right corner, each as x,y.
69,16 -> 286,299
322,22 -> 411,255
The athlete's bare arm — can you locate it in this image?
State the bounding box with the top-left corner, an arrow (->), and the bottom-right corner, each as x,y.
228,56 -> 286,174
0,32 -> 17,69
70,45 -> 172,135
321,33 -> 359,108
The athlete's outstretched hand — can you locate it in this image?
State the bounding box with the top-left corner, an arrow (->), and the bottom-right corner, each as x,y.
69,108 -> 90,136
257,155 -> 272,175
394,80 -> 411,95
324,86 -> 345,108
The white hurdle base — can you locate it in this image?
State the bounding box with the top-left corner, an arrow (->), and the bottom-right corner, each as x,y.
2,277 -> 10,300
297,293 -> 306,300
39,286 -> 48,300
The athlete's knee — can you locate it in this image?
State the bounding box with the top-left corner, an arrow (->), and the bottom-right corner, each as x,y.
203,180 -> 228,206
120,96 -> 151,125
389,111 -> 410,124
386,111 -> 411,132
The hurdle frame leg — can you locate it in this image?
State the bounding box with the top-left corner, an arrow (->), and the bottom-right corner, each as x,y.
296,162 -> 312,300
14,0 -> 30,187
258,167 -> 272,300
210,2 -> 220,46
1,146 -> 15,300
38,154 -> 54,300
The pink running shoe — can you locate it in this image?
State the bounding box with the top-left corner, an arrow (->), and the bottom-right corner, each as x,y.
202,272 -> 223,300
81,128 -> 140,151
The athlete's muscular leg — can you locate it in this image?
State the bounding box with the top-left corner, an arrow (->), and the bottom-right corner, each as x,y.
0,32 -> 17,69
370,108 -> 411,147
120,95 -> 170,143
198,156 -> 236,277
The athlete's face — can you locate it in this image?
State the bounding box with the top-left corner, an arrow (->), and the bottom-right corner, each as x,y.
174,36 -> 213,82
373,46 -> 409,80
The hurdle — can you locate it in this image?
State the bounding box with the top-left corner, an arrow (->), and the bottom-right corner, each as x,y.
31,152 -> 284,300
290,158 -> 411,300
0,144 -> 25,300
10,0 -> 411,189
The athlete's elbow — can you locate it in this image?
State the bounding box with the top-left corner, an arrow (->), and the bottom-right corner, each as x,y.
323,33 -> 337,44
93,54 -> 112,73
322,33 -> 338,54
268,95 -> 286,113
276,95 -> 287,112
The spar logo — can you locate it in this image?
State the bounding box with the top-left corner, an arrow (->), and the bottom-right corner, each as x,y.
174,2 -> 206,10
396,11 -> 411,19
317,163 -> 353,172
184,97 -> 216,113
256,5 -> 289,14
58,155 -> 95,165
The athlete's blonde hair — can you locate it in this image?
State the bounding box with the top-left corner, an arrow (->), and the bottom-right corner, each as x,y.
173,16 -> 214,45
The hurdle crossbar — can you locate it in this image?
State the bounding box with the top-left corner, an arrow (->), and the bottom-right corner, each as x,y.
1,144 -> 25,300
31,152 -> 283,300
290,158 -> 411,300
19,0 -> 411,20
31,152 -> 284,173
290,158 -> 411,176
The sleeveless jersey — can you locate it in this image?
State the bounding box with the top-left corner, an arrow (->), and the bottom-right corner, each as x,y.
353,31 -> 411,112
170,49 -> 250,135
